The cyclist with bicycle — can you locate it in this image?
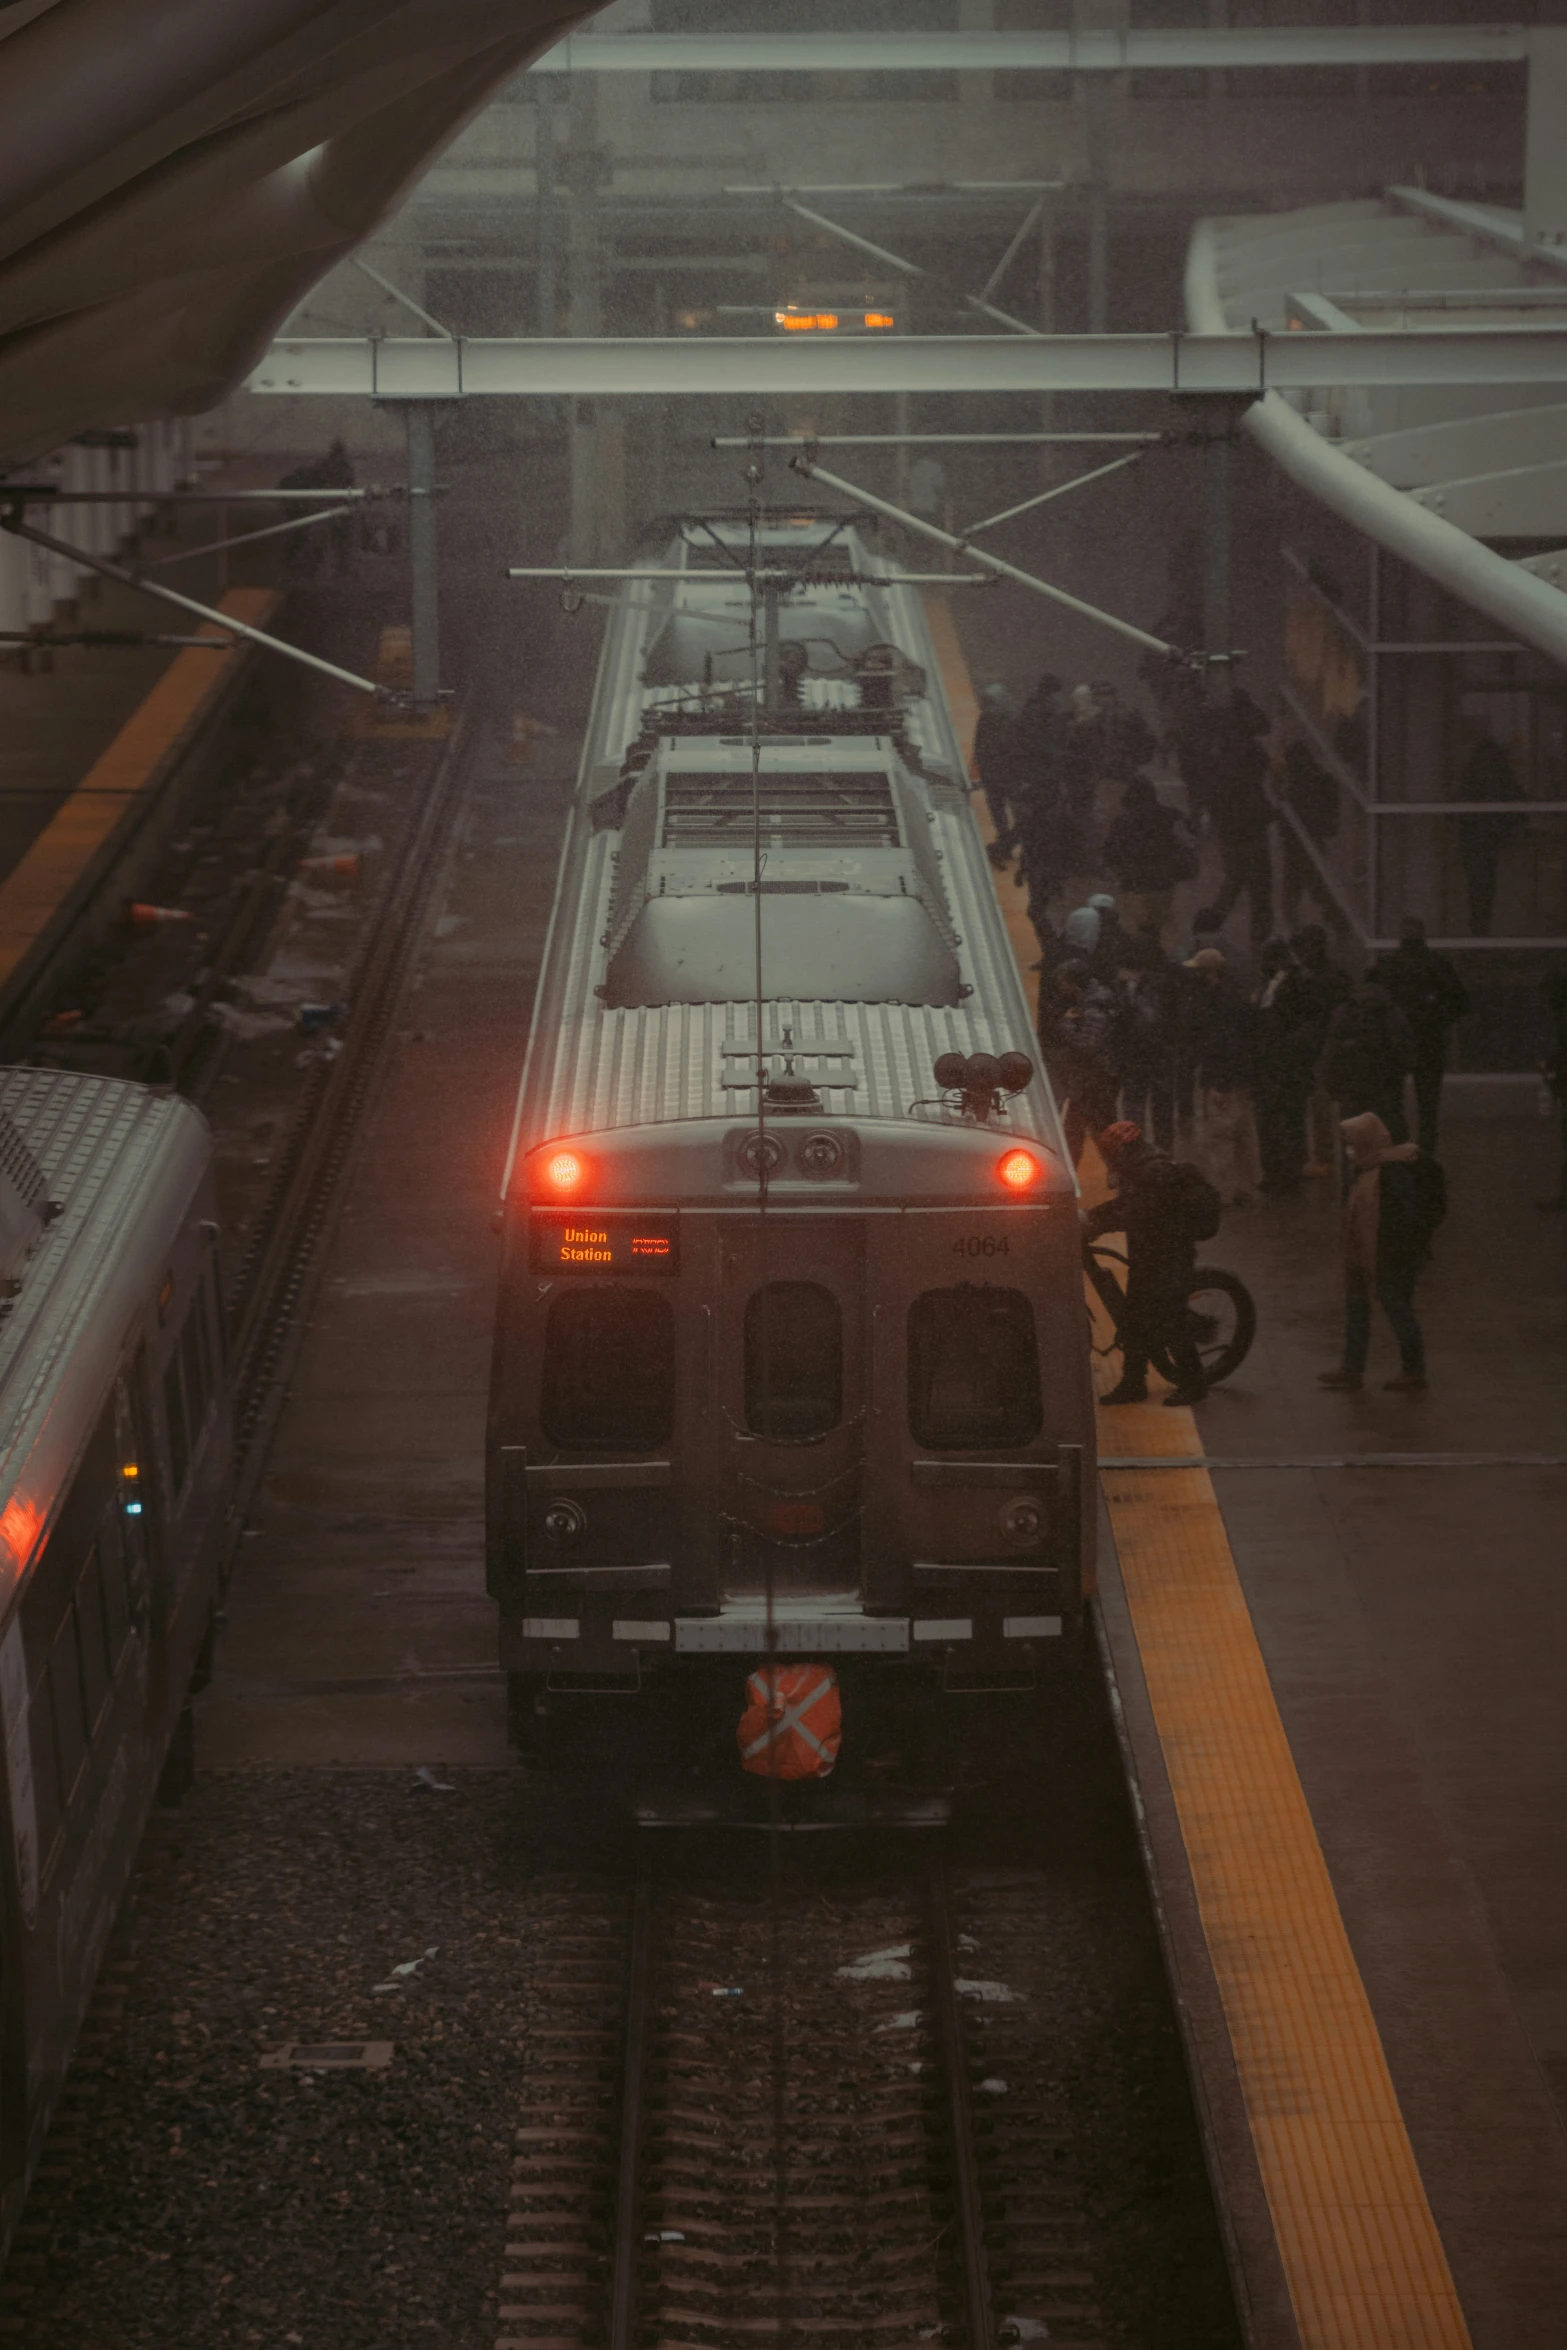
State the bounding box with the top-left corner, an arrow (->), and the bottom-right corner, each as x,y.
1086,1121 -> 1221,1408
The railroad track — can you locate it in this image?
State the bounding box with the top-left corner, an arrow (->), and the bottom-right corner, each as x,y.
496,1862 -> 1106,2350
222,714 -> 475,1508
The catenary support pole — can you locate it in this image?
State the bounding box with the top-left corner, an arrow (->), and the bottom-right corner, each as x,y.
404,404 -> 441,710
1203,427 -> 1232,703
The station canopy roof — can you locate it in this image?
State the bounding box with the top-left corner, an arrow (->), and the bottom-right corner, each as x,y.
1186,188 -> 1567,668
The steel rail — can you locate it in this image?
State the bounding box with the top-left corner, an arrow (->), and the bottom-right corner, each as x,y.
608,1859 -> 657,2350
927,1864 -> 996,2350
225,717 -> 475,1516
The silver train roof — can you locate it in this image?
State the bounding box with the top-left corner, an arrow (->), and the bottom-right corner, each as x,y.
512,521 -> 1068,1166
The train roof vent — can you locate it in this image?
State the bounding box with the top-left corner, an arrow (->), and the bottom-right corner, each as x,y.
0,1113 -> 49,1294
661,770 -> 900,850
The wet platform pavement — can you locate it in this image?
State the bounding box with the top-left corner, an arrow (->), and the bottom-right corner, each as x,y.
1097,1113 -> 1567,2350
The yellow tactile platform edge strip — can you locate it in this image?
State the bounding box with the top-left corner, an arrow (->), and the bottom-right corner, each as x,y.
925,593 -> 1472,2350
0,587 -> 277,993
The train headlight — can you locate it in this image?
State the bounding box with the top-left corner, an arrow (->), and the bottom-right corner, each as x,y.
798,1132 -> 845,1179
996,1147 -> 1042,1192
737,1132 -> 786,1179
543,1499 -> 586,1543
999,1495 -> 1045,1548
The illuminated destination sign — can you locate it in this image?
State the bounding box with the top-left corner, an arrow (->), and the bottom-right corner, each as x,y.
531,1210 -> 680,1275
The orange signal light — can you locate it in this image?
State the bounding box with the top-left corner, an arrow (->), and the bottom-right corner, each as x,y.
996,1148 -> 1043,1193
544,1150 -> 586,1192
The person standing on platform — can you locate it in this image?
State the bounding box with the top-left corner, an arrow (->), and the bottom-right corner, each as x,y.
1253,937 -> 1309,1193
972,683 -> 1023,868
1320,980 -> 1414,1142
1374,916 -> 1469,1153
1288,923 -> 1352,1173
1101,774 -> 1198,951
1061,891 -> 1144,984
1539,967 -> 1567,1213
1115,953 -> 1178,1152
1037,957 -> 1123,1166
1180,947 -> 1261,1206
1454,730 -> 1523,938
1318,1112 -> 1445,1393
1087,1121 -> 1218,1408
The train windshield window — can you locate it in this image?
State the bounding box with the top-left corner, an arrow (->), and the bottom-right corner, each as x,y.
540,1289 -> 676,1449
745,1282 -> 843,1440
907,1286 -> 1042,1450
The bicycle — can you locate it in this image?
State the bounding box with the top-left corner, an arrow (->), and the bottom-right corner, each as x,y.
1082,1236 -> 1257,1389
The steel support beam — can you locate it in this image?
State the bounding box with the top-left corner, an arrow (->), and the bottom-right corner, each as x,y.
529,28 -> 1528,73
1186,218 -> 1567,671
248,330 -> 1567,401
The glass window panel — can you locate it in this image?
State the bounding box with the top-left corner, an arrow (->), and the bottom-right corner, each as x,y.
74,1551 -> 111,1729
540,1290 -> 676,1449
908,1286 -> 1042,1450
744,1282 -> 843,1440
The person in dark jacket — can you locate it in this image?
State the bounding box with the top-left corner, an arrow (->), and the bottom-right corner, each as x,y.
1087,1121 -> 1209,1406
1115,954 -> 1178,1151
1193,711 -> 1275,947
1253,937 -> 1308,1192
1037,957 -> 1122,1166
1318,1112 -> 1444,1391
972,683 -> 1024,867
1454,733 -> 1523,937
1373,916 -> 1469,1152
1101,775 -> 1198,949
1180,946 -> 1260,1204
1288,923 -> 1352,1171
1320,982 -> 1414,1141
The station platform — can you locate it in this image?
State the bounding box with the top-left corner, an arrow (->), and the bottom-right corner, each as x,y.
1093,1120 -> 1567,2350
921,595 -> 1567,2348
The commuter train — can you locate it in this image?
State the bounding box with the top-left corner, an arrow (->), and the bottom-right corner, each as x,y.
487,511 -> 1094,1768
0,1071 -> 230,2249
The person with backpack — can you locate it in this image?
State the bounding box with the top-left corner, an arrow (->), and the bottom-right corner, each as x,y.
1101,774 -> 1199,950
1037,957 -> 1123,1166
1317,1112 -> 1445,1394
1087,1120 -> 1222,1408
972,682 -> 1024,868
1320,981 -> 1414,1141
1115,952 -> 1178,1151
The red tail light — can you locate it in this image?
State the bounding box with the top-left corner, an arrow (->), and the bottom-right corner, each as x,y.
543,1149 -> 586,1193
996,1147 -> 1043,1193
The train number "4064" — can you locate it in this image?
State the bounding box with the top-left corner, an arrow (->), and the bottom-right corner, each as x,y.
953,1234 -> 1010,1257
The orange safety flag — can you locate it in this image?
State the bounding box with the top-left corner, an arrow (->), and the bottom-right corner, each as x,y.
737,1662 -> 842,1782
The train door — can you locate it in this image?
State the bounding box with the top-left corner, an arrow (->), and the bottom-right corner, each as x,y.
714,1217 -> 867,1604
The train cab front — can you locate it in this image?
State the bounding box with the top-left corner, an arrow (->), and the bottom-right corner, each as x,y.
486,1106 -> 1094,1813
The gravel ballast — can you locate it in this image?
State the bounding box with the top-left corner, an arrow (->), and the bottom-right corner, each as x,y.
12,1746 -> 1238,2349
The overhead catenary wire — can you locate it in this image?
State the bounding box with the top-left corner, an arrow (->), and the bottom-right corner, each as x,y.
0,511 -> 381,694
788,452 -> 1182,660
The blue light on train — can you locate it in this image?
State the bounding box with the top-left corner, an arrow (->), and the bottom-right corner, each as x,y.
124,1501 -> 143,1516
